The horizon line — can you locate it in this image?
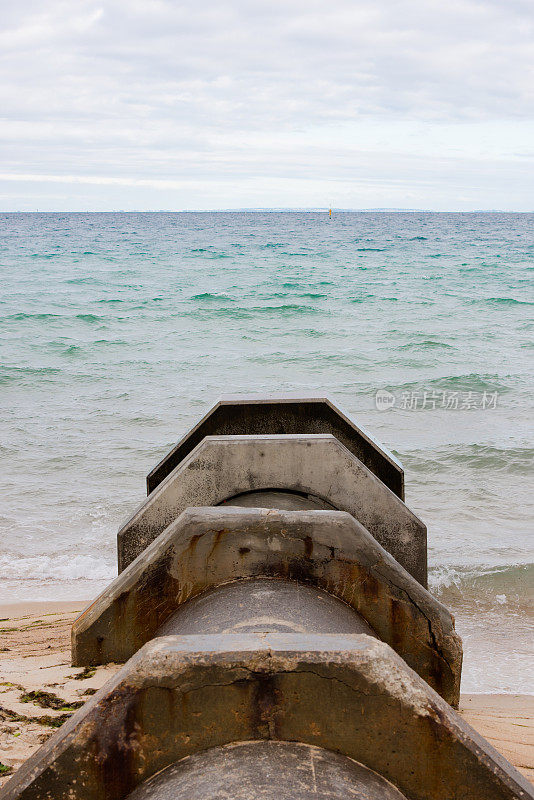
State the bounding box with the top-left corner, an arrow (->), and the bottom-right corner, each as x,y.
2,208 -> 533,214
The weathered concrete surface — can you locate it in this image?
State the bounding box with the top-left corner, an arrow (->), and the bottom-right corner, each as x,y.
2,635 -> 531,800
155,578 -> 378,637
146,395 -> 404,499
126,740 -> 409,799
79,507 -> 456,703
119,435 -> 426,583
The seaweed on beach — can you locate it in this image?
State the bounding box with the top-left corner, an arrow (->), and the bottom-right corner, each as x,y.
39,713 -> 74,729
71,665 -> 97,681
0,705 -> 77,729
19,690 -> 83,712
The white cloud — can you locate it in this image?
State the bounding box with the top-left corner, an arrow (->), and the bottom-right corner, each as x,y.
0,0 -> 533,209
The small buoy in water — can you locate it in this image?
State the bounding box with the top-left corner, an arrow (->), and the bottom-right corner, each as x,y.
329,208 -> 332,218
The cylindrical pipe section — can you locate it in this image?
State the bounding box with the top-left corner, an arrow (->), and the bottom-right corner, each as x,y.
126,740 -> 409,799
156,578 -> 377,637
221,489 -> 336,510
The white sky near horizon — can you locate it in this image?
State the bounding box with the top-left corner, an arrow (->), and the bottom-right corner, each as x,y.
1,0 -> 534,211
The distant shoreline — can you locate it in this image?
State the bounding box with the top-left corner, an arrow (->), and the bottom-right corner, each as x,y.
2,209 -> 533,214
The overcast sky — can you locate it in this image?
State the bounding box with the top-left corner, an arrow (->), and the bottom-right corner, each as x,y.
1,0 -> 533,211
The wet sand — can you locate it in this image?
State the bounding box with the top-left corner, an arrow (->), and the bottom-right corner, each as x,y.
0,601 -> 532,787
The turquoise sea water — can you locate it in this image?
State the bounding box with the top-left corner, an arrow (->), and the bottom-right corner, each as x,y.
0,211 -> 532,692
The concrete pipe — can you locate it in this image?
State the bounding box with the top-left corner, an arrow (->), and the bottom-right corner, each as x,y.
126,741 -> 409,800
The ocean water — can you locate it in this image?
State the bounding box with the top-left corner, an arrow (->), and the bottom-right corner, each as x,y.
0,211 -> 532,693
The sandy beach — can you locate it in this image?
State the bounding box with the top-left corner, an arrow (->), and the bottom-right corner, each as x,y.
0,601 -> 532,789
